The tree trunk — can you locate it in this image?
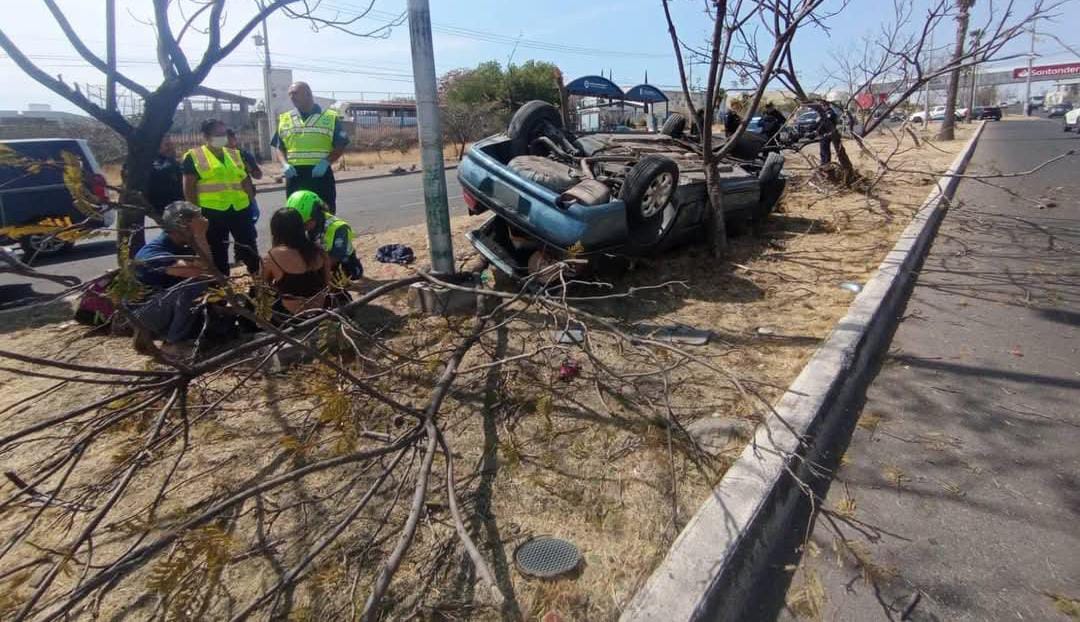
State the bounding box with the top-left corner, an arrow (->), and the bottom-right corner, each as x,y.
938,0 -> 973,141
119,89 -> 185,254
704,162 -> 727,257
831,130 -> 856,184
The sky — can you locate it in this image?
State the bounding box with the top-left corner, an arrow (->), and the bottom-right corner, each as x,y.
1,0 -> 1077,114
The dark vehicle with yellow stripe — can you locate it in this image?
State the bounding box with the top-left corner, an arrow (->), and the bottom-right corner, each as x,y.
0,138 -> 112,258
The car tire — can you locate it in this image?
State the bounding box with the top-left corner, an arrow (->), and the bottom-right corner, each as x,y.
660,113 -> 687,139
621,155 -> 679,241
19,234 -> 74,259
508,100 -> 564,157
758,152 -> 785,184
508,156 -> 578,193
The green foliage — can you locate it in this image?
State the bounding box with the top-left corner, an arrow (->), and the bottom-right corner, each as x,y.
108,237 -> 146,303
440,59 -> 560,108
441,61 -> 506,105
506,60 -> 561,106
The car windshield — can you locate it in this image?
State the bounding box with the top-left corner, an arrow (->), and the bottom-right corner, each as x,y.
798,112 -> 818,122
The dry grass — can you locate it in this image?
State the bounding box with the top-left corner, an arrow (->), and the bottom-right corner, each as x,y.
338,145 -> 461,170
0,125 -> 973,620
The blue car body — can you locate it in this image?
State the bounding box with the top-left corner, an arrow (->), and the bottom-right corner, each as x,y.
458,132 -> 784,276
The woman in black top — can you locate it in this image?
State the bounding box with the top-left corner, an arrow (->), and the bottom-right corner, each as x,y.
261,208 -> 330,316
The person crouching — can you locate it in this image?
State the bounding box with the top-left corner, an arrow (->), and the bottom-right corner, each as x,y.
261,208 -> 331,319
285,190 -> 363,281
131,201 -> 214,357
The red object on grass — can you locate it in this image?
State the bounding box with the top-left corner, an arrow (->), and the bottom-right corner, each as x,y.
558,359 -> 580,381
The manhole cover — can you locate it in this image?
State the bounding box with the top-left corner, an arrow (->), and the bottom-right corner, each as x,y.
514,536 -> 581,578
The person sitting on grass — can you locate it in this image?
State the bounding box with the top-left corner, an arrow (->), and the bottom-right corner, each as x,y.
261,207 -> 331,318
132,201 -> 214,357
285,189 -> 364,281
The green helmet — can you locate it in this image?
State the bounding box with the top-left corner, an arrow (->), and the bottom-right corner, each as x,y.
285,190 -> 324,222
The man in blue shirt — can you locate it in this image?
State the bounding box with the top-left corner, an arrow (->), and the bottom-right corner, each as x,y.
132,201 -> 214,356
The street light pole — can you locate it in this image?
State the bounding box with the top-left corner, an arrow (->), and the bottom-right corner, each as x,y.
259,7 -> 275,157
407,0 -> 455,275
1024,20 -> 1036,115
923,29 -> 934,127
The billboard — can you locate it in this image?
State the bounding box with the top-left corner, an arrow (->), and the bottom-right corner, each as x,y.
1012,62 -> 1080,80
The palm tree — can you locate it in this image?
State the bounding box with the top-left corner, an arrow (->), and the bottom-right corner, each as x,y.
939,0 -> 975,140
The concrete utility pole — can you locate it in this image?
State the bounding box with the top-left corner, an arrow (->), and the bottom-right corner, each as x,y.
407,0 -> 455,274
924,29 -> 934,126
105,0 -> 116,113
257,4 -> 275,160
1024,20 -> 1036,115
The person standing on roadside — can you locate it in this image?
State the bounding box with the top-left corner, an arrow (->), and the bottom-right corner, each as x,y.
227,128 -> 263,225
147,135 -> 184,215
130,134 -> 185,253
272,81 -> 349,213
181,119 -> 259,275
760,102 -> 787,140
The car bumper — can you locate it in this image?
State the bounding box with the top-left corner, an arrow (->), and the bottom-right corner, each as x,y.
458,140 -> 629,252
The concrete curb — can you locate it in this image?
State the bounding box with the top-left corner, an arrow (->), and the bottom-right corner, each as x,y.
254,164 -> 459,195
621,122 -> 988,622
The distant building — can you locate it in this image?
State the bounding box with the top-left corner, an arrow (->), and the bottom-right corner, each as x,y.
171,86 -> 257,133
1044,80 -> 1080,106
335,100 -> 418,127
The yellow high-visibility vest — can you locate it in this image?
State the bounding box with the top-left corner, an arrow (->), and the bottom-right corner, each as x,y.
322,215 -> 354,252
185,146 -> 250,211
277,109 -> 338,166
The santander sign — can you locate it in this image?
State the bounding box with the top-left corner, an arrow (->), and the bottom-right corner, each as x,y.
1013,62 -> 1080,79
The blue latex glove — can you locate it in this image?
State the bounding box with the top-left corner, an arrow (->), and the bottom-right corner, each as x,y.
249,200 -> 260,223
311,158 -> 330,178
282,164 -> 297,179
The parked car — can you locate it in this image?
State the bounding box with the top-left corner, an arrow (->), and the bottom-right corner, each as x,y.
1047,103 -> 1072,118
0,138 -> 112,257
791,103 -> 847,137
1063,108 -> 1080,133
973,106 -> 1002,121
458,101 -> 787,277
794,110 -> 822,136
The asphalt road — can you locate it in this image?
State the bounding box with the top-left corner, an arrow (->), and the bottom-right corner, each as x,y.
773,118 -> 1079,620
0,169 -> 465,304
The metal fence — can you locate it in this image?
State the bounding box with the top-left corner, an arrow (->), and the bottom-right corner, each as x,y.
168,122 -> 420,160
169,129 -> 262,160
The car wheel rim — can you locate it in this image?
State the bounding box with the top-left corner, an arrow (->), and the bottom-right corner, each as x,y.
28,235 -> 67,253
641,172 -> 674,217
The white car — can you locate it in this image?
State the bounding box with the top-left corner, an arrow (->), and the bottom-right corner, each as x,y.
909,107 -> 963,124
1064,108 -> 1080,132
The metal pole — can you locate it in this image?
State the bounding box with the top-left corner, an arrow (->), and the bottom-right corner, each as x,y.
105,0 -> 116,113
407,0 -> 455,275
260,7 -> 275,160
968,64 -> 977,114
1024,21 -> 1036,116
924,29 -> 934,127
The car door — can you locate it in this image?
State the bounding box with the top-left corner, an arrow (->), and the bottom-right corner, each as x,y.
0,140 -> 83,230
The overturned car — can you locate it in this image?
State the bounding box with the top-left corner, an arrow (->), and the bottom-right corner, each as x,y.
458,101 -> 786,277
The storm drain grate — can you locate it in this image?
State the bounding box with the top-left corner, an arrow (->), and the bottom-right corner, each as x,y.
514,536 -> 582,578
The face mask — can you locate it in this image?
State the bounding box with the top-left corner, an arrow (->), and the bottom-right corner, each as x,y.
209,136 -> 228,148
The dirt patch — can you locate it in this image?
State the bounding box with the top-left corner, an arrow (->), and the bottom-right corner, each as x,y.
0,125 -> 972,621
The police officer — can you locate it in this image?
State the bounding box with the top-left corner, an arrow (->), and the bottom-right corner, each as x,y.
272,82 -> 349,213
181,118 -> 259,275
285,190 -> 363,280
760,102 -> 787,139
